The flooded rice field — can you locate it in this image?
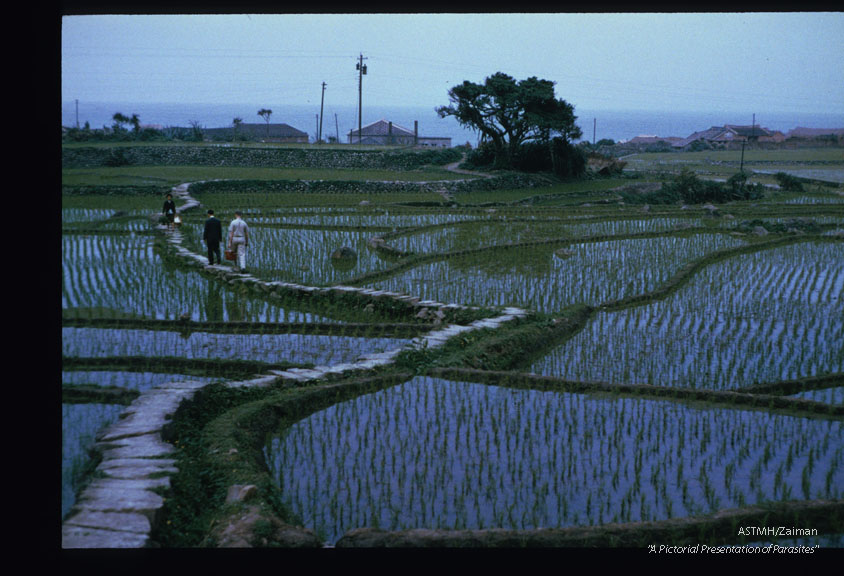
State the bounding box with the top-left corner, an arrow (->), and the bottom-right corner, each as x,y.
530,241 -> 844,389
265,376 -> 843,545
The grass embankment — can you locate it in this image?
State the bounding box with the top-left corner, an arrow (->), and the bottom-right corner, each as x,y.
451,177 -> 632,206
189,190 -> 446,209
152,372 -> 412,547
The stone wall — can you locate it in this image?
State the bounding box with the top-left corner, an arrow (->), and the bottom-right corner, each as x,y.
61,145 -> 462,171
186,173 -> 548,197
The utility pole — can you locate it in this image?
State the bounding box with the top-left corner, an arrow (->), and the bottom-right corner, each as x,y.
319,82 -> 326,144
75,99 -> 79,129
741,114 -> 755,173
356,53 -> 368,145
593,118 -> 596,146
335,113 -> 339,144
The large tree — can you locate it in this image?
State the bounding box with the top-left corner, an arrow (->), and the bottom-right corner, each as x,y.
437,72 -> 582,169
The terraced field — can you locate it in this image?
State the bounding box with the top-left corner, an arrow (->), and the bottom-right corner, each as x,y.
61,146 -> 844,548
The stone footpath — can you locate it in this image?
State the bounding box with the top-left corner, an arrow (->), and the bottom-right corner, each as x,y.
61,182 -> 528,548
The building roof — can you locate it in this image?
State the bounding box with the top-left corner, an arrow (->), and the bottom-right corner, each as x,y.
203,123 -> 308,139
628,135 -> 684,145
724,124 -> 772,138
348,119 -> 415,137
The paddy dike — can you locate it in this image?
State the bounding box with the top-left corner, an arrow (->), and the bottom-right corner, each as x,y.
61,181 -> 529,548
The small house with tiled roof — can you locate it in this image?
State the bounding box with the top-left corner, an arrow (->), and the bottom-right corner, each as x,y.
348,119 -> 451,147
673,124 -> 781,148
204,123 -> 309,143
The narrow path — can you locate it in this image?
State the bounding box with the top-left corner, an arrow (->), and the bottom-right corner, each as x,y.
443,153 -> 495,179
61,180 -> 529,548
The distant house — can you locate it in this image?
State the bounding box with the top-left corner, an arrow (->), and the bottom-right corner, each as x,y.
204,122 -> 309,143
786,127 -> 844,140
348,119 -> 451,147
673,124 -> 779,148
757,130 -> 786,143
627,135 -> 685,146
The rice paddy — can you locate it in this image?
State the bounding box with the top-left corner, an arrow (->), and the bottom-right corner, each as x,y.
365,233 -> 748,313
62,326 -> 410,366
61,233 -> 335,322
61,145 -> 844,546
265,376 -> 843,545
530,241 -> 844,389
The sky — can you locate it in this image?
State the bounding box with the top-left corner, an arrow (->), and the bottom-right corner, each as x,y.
61,12 -> 844,115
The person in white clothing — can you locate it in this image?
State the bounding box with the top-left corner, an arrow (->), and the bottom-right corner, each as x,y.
227,211 -> 250,272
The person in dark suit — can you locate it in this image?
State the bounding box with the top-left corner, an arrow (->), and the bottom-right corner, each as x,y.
162,193 -> 177,230
203,209 -> 223,265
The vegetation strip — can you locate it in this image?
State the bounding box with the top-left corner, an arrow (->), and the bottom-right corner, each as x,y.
62,384 -> 141,405
154,372 -> 413,547
61,356 -> 312,377
410,306 -> 591,374
61,227 -> 155,236
61,318 -> 433,338
333,499 -> 843,548
744,373 -> 844,396
428,368 -> 843,419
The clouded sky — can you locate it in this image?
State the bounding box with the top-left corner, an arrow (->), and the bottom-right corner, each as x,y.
61,12 -> 844,114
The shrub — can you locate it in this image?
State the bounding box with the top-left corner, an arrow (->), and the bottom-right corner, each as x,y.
726,172 -> 766,201
462,141 -> 497,169
774,172 -> 805,192
550,137 -> 587,180
103,148 -> 132,167
738,218 -> 820,234
138,128 -> 163,141
513,141 -> 553,172
619,169 -> 765,205
688,139 -> 711,152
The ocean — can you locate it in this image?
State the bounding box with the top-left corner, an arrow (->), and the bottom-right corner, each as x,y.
61,101 -> 844,146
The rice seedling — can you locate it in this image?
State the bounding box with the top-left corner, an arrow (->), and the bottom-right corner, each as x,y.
531,241 -> 844,390
62,326 -> 410,366
62,234 -> 332,322
366,233 -> 747,313
61,370 -> 223,391
264,376 -> 843,545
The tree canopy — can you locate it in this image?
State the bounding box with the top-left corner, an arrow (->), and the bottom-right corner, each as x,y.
258,108 -> 273,137
437,72 -> 582,169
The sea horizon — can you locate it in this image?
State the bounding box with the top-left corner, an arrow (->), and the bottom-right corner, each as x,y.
61,100 -> 844,146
